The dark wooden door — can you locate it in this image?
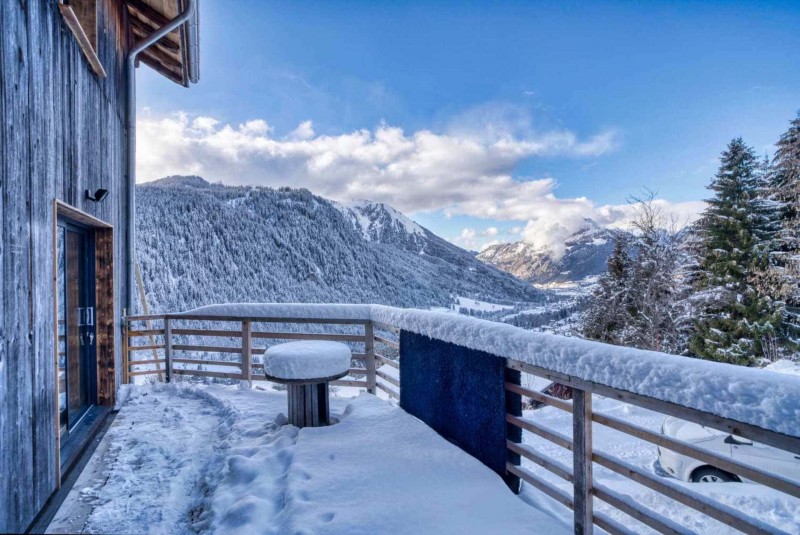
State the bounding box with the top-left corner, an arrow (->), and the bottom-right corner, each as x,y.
56,222 -> 97,439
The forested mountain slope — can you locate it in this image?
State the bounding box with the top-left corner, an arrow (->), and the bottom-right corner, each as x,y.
136,176 -> 543,313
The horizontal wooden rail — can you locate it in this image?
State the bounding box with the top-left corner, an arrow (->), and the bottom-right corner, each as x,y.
172,369 -> 242,380
376,380 -> 399,400
128,370 -> 164,377
128,329 -> 164,337
593,483 -> 692,535
125,314 -> 165,322
373,322 -> 400,334
376,369 -> 400,388
507,440 -> 572,482
507,462 -> 572,508
252,332 -> 365,343
505,381 -> 572,413
128,344 -> 164,352
172,328 -> 242,337
375,354 -> 398,369
330,379 -> 369,388
128,359 -> 166,366
374,335 -> 399,348
172,344 -> 242,354
507,414 -> 572,451
172,358 -> 242,368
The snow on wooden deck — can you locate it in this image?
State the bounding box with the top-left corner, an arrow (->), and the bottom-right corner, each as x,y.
47,384 -> 567,534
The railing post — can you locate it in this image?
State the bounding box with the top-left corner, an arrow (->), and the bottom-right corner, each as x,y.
164,318 -> 173,383
122,316 -> 130,384
242,320 -> 252,387
573,388 -> 593,535
505,361 -> 522,493
365,322 -> 376,394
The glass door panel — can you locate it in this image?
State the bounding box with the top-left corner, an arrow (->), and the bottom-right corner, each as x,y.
57,222 -> 96,439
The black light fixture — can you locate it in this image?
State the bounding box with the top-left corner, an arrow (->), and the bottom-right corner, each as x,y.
86,188 -> 109,202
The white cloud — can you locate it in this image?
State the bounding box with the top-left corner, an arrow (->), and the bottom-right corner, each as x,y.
137,112 -> 618,215
288,120 -> 316,141
453,227 -> 505,251
137,111 -> 702,258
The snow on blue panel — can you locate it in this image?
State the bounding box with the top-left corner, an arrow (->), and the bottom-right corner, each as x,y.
399,331 -> 521,492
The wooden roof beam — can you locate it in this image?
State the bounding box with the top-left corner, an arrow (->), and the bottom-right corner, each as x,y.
139,54 -> 183,85
126,0 -> 170,27
141,44 -> 181,73
129,15 -> 180,52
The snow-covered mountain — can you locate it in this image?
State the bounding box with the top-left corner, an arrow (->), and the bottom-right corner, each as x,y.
135,176 -> 543,313
478,220 -> 621,284
333,200 -> 428,253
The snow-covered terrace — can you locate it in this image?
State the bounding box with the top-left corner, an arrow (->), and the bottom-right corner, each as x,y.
50,304 -> 800,534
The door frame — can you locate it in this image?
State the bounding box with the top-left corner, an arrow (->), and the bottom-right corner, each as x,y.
52,200 -> 115,486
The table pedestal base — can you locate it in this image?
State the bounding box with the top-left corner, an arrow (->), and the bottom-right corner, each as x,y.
287,382 -> 331,428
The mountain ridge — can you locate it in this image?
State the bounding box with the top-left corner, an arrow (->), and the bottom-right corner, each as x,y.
136,176 -> 544,313
478,220 -> 622,284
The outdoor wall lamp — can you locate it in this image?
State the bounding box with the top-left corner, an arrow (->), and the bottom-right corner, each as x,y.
86,188 -> 109,202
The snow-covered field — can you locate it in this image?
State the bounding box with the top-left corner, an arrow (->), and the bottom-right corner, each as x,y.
453,296 -> 515,313
48,383 -> 567,535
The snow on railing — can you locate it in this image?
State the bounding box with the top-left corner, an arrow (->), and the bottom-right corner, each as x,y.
123,304 -> 800,535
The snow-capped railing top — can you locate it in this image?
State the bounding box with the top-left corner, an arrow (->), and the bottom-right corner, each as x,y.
177,303 -> 374,321
175,303 -> 800,438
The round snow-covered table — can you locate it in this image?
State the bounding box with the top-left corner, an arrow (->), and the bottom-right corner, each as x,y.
263,340 -> 351,428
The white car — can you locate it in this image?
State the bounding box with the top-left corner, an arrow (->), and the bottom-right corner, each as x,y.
657,417 -> 800,483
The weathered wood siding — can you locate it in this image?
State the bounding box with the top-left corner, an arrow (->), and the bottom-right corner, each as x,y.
0,1 -> 130,531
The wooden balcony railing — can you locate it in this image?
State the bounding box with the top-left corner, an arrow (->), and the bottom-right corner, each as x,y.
123,307 -> 799,535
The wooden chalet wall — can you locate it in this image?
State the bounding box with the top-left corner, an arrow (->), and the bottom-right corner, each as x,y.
0,1 -> 131,531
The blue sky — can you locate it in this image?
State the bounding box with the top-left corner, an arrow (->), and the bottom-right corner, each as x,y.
138,0 -> 800,251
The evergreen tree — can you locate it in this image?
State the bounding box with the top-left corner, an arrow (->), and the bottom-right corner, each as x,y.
689,138 -> 783,365
583,235 -> 632,345
768,113 -> 800,348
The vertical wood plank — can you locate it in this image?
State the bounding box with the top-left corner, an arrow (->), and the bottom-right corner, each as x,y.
0,0 -> 9,524
1,0 -> 34,530
241,320 -> 252,387
504,363 -> 522,493
95,229 -> 115,406
573,389 -> 593,535
28,0 -> 59,515
122,315 -> 129,384
304,384 -> 313,427
311,383 -> 319,427
364,322 -> 376,394
52,203 -> 61,490
164,318 -> 173,383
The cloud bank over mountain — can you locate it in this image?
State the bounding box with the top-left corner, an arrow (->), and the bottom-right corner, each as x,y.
137,112 -> 703,257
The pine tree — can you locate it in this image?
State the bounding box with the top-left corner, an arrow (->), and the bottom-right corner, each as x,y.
583,235 -> 632,345
768,113 -> 800,349
689,138 -> 783,365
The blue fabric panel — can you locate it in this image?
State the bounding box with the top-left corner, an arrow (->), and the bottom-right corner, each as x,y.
399,331 -> 521,492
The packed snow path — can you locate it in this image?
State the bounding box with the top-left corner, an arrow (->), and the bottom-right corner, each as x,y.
48,384 -> 567,534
